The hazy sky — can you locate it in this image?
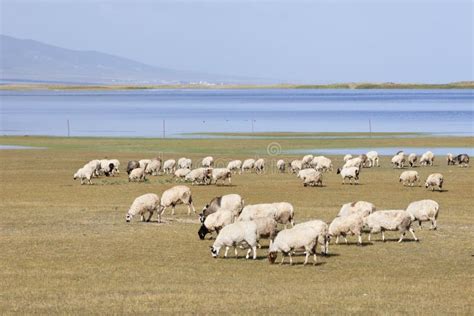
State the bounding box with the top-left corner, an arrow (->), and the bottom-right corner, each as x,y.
1,0 -> 472,83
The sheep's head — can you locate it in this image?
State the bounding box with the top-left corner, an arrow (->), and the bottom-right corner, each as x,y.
336,168 -> 341,174
210,246 -> 219,258
268,252 -> 277,264
198,224 -> 209,240
125,213 -> 132,222
73,172 -> 78,180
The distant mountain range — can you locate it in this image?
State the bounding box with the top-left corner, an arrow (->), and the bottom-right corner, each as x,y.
0,34 -> 259,84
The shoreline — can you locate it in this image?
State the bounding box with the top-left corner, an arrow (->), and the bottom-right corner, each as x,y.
0,81 -> 473,91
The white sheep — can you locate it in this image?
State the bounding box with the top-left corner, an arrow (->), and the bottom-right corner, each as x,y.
343,154 -> 353,163
85,159 -> 101,177
293,220 -> 329,255
211,168 -> 232,185
185,168 -> 212,185
399,170 -> 420,186
200,194 -> 244,221
238,202 -> 295,227
297,168 -> 318,180
290,160 -> 303,173
366,151 -> 379,167
391,152 -> 405,169
145,159 -> 162,176
210,221 -> 258,259
408,153 -> 417,167
99,159 -> 115,176
311,156 -> 333,172
242,159 -> 256,173
252,217 -> 278,247
227,160 -> 243,174
446,153 -> 454,165
163,159 -> 176,174
159,185 -> 196,215
268,226 -> 319,265
337,201 -> 376,218
109,159 -> 120,175
173,168 -> 191,182
271,202 -> 295,227
198,209 -> 233,240
178,157 -> 192,169
336,166 -> 360,184
73,165 -> 95,185
420,151 -> 434,166
255,158 -> 265,174
425,173 -> 444,191
329,213 -> 365,245
343,157 -> 363,169
125,193 -> 161,223
128,167 -> 146,182
303,171 -> 323,187
277,159 -> 286,173
202,156 -> 214,168
364,210 -> 418,242
406,199 -> 440,230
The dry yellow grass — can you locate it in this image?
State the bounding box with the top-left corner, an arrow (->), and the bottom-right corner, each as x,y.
0,136 -> 473,314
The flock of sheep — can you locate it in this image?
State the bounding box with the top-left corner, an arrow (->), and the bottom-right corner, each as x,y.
73,151 -> 469,191
125,189 -> 440,265
72,149 -> 469,265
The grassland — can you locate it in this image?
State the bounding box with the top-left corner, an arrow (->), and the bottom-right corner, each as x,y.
0,135 -> 473,314
1,81 -> 473,91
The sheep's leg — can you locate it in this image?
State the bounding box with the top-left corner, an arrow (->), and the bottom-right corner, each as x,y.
398,232 -> 405,243
280,254 -> 285,265
357,234 -> 362,245
409,228 -> 418,241
335,236 -> 339,244
189,202 -> 196,215
343,235 -> 348,244
234,247 -> 239,258
381,231 -> 385,242
289,253 -> 293,265
303,250 -> 310,266
140,215 -> 145,222
246,249 -> 251,259
224,247 -> 229,258
252,246 -> 257,260
257,242 -> 262,249
368,233 -> 371,242
313,253 -> 317,265
431,219 -> 437,230
145,212 -> 153,222
171,206 -> 175,215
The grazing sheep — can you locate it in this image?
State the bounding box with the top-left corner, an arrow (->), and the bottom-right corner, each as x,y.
227,160 -> 243,174
297,168 -> 318,180
293,220 -> 329,255
399,170 -> 420,187
128,168 -> 146,182
252,217 -> 278,247
343,157 -> 363,169
408,153 -> 418,167
406,199 -> 440,230
139,159 -> 151,169
99,159 -> 115,176
329,213 -> 365,245
185,168 -> 212,185
366,151 -> 379,167
202,156 -> 214,168
337,201 -> 376,218
453,154 -> 470,167
290,160 -> 303,173
242,159 -> 256,173
268,226 -> 319,265
198,209 -> 233,240
336,167 -> 360,185
343,154 -> 353,163
159,185 -> 196,215
200,194 -> 244,222
311,156 -> 333,172
178,158 -> 192,169
109,159 -> 120,175
420,151 -> 434,166
125,193 -> 161,223
303,171 -> 323,187
173,168 -> 191,182
84,160 -> 101,177
73,165 -> 95,185
425,173 -> 444,191
211,168 -> 232,185
446,153 -> 454,165
163,159 -> 176,174
391,152 -> 406,169
302,155 -> 314,168
255,158 -> 265,174
277,160 -> 286,173
364,210 -> 418,242
145,158 -> 162,176
126,160 -> 140,175
210,221 -> 258,259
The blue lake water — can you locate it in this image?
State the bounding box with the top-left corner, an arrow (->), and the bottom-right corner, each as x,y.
289,147 -> 474,156
0,89 -> 472,137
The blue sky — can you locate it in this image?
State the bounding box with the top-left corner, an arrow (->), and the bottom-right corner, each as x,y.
1,0 -> 472,83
